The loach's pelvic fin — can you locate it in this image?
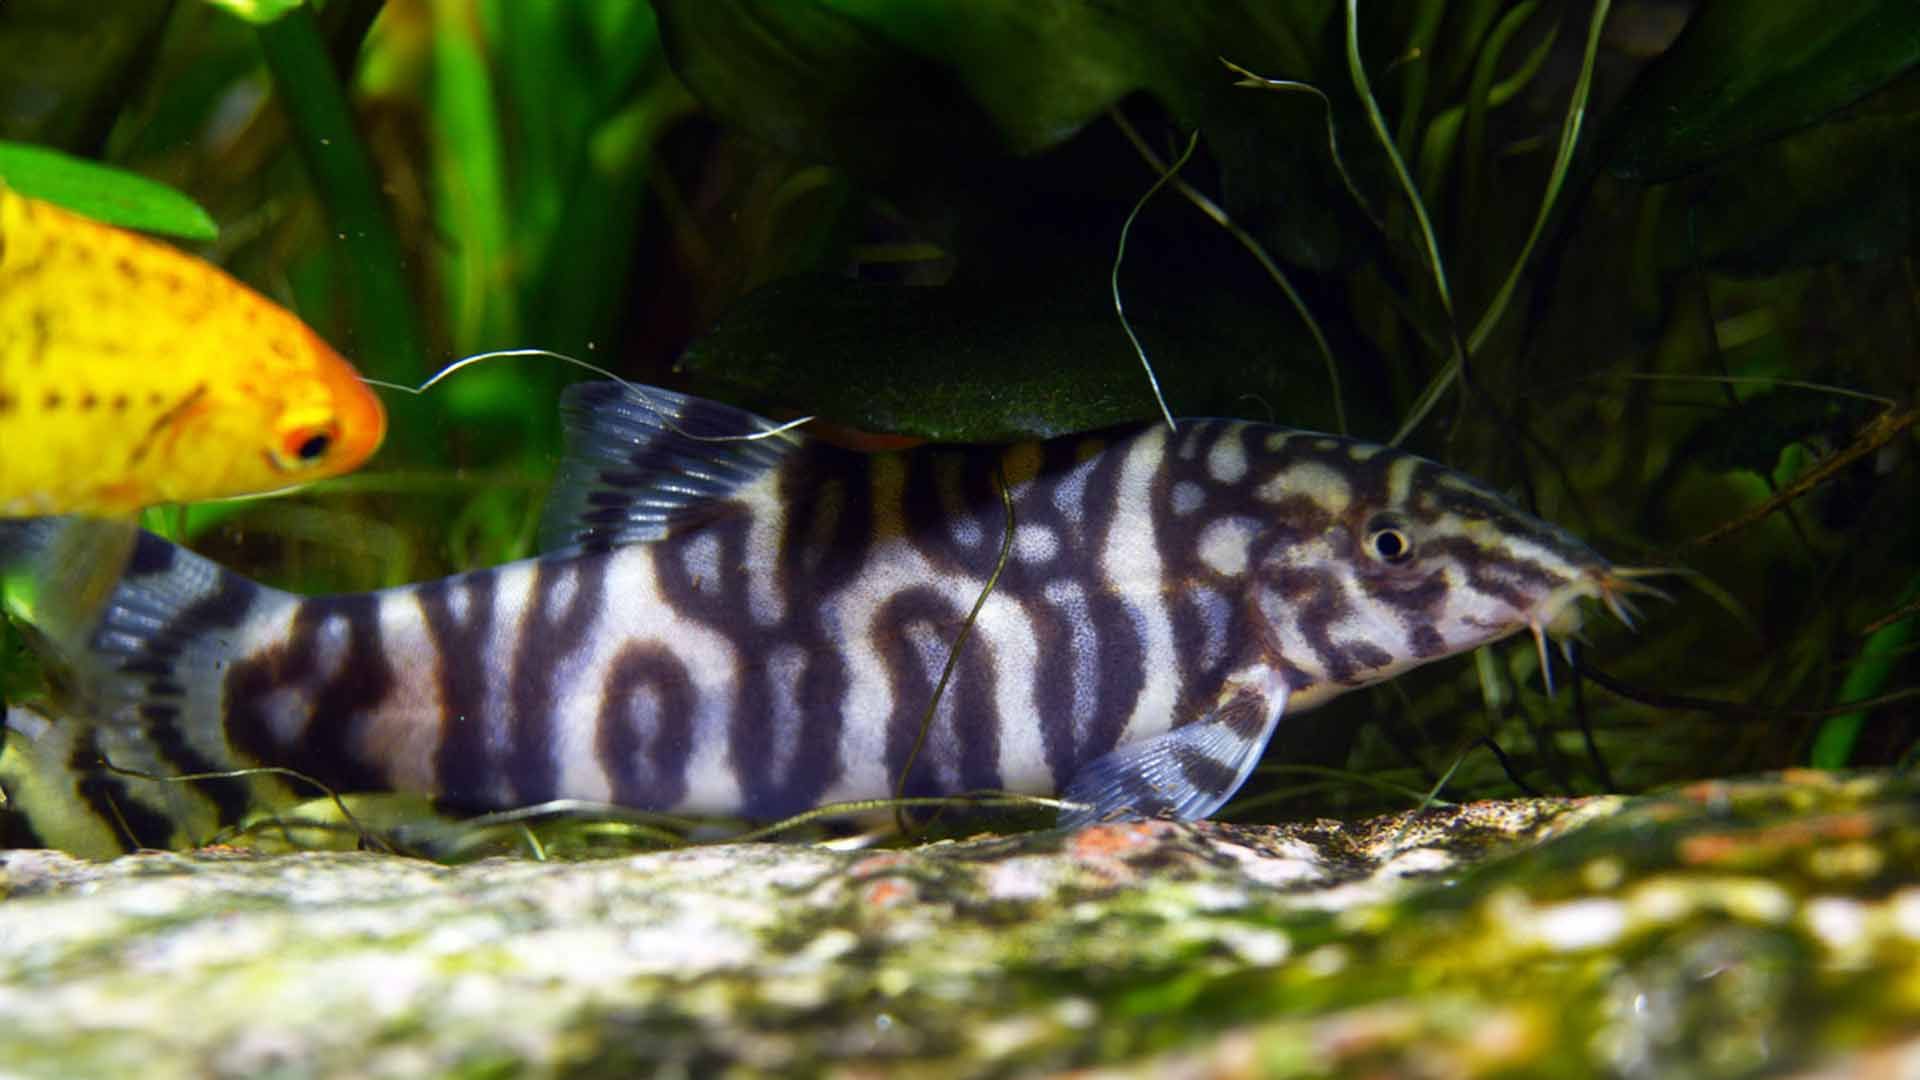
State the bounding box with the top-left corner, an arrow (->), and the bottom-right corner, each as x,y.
1058,667 -> 1288,828
537,381 -> 806,553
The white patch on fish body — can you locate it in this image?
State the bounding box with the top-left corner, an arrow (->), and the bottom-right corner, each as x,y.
1385,453 -> 1423,507
1258,462 -> 1352,515
609,547 -> 743,814
739,475 -> 789,625
1043,578 -> 1099,743
1015,523 -> 1058,563
1102,427 -> 1179,745
1197,518 -> 1253,576
978,590 -> 1044,796
680,532 -> 723,600
1207,431 -> 1248,484
1184,585 -> 1234,673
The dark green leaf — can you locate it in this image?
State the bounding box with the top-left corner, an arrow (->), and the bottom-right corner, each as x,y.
1659,79 -> 1920,275
679,274 -> 1326,442
1606,0 -> 1920,181
647,1 -> 1363,268
0,140 -> 218,240
650,1 -> 1009,183
0,0 -> 173,152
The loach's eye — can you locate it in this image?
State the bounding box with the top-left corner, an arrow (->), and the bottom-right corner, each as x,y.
1365,514 -> 1415,564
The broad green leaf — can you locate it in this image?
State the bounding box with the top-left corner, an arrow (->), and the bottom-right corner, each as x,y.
199,0 -> 305,24
679,275 -> 1327,443
0,140 -> 218,240
1606,0 -> 1920,181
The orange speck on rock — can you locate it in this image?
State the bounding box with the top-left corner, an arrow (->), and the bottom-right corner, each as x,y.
1678,832 -> 1747,866
849,852 -> 911,878
862,878 -> 915,909
1068,820 -> 1171,859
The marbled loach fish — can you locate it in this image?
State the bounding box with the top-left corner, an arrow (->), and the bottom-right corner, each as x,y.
0,382 -> 1653,851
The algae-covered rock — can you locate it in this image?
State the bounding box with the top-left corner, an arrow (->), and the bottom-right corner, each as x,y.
2,772 -> 1918,1077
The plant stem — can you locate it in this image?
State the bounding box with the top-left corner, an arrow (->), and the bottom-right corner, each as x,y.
255,5 -> 430,393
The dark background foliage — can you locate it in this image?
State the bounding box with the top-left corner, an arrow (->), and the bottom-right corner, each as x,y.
1,0 -> 1915,831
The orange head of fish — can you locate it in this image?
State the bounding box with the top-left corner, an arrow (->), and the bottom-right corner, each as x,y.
250,325 -> 388,488
263,325 -> 388,480
141,322 -> 388,507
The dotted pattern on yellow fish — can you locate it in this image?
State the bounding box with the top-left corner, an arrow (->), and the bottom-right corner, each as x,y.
0,186 -> 385,516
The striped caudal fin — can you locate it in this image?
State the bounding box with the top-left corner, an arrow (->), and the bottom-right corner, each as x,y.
1,704 -> 220,857
1,518 -> 296,849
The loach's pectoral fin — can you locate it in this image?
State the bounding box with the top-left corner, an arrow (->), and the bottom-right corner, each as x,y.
1058,666 -> 1288,828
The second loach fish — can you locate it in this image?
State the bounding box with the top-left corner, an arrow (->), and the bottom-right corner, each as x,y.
0,381 -> 1659,850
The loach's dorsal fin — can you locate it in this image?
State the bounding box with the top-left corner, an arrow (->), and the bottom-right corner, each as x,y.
537,381 -> 806,552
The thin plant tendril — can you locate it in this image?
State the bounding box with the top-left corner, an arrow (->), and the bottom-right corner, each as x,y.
1112,129 -> 1200,432
1110,107 -> 1349,435
362,348 -> 815,445
894,461 -> 1018,835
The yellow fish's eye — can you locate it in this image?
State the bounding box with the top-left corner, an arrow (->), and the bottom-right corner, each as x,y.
272,422 -> 339,471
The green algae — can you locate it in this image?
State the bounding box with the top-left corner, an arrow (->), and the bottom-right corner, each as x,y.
1,774 -> 1917,1076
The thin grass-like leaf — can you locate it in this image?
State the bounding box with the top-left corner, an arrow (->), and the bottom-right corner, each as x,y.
1460,3 -> 1546,253
1345,0 -> 1456,324
428,0 -> 515,352
1111,105 -> 1349,434
1392,0 -> 1613,445
255,6 -> 427,387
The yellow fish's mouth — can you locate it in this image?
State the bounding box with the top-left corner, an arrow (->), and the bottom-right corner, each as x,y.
315,342 -> 388,476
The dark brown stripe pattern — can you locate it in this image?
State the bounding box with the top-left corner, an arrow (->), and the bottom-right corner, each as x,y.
7,397 -> 1616,830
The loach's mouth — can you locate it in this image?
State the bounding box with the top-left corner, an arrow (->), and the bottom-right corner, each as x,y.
1526,565 -> 1675,693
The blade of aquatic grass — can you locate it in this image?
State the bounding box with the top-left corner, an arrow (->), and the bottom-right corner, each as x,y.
1467,0 -> 1606,355
1111,128 -> 1197,433
1415,9 -> 1558,227
1346,0 -> 1455,325
524,33 -> 689,356
254,5 -> 429,392
1220,61 -> 1384,234
1433,0 -> 1504,98
201,0 -> 305,21
1343,0 -> 1476,449
1391,0 -> 1611,445
1393,1 -> 1446,156
492,0 -> 579,257
1461,2 -> 1550,252
1812,575 -> 1920,768
428,0 -> 514,354
1122,91 -> 1350,433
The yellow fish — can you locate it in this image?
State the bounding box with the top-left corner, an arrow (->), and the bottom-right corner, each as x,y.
0,186 -> 386,516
